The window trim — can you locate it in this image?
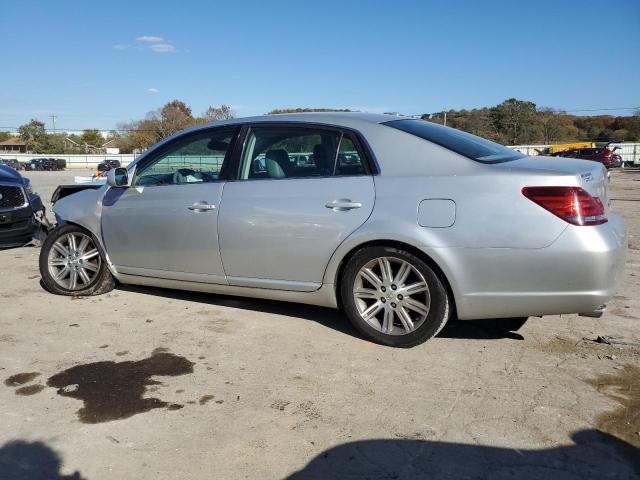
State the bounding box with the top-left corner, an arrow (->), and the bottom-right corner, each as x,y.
131,125 -> 241,187
228,122 -> 376,181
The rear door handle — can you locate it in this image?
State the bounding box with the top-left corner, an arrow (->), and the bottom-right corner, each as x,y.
325,199 -> 362,211
188,201 -> 216,212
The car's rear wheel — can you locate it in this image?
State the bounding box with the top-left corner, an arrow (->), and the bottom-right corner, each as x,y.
39,224 -> 115,296
341,246 -> 451,347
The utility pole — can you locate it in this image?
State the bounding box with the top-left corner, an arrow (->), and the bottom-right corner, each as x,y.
443,110 -> 447,127
50,115 -> 57,132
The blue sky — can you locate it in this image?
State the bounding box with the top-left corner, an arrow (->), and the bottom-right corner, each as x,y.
1,0 -> 638,131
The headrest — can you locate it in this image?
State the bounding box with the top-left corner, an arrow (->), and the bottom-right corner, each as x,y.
265,149 -> 290,178
313,144 -> 333,172
266,149 -> 289,165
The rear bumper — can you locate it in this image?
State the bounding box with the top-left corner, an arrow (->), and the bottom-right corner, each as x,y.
443,213 -> 627,320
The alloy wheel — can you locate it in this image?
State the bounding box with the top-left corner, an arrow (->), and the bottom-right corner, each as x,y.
47,232 -> 101,291
353,256 -> 431,335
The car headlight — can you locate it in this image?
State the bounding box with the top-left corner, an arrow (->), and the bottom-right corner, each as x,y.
22,178 -> 33,193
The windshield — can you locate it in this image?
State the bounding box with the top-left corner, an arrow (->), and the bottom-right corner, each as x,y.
385,119 -> 524,164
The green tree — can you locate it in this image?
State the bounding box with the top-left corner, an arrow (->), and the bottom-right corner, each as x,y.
0,131 -> 11,143
39,134 -> 67,154
490,98 -> 538,145
79,129 -> 104,148
18,119 -> 47,152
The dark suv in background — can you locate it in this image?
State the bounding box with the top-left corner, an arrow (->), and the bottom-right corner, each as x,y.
0,164 -> 45,247
96,159 -> 121,173
25,158 -> 66,171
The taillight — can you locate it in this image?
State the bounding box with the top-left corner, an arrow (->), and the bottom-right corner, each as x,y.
522,186 -> 607,226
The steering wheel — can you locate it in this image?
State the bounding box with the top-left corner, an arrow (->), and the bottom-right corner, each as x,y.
172,168 -> 199,184
172,168 -> 214,184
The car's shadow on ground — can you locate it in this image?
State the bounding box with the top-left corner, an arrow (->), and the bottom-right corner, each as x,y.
0,440 -> 84,480
285,430 -> 639,479
440,316 -> 527,340
117,285 -> 527,342
1,430 -> 637,480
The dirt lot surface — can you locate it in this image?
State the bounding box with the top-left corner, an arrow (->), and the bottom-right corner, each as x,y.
1,170 -> 639,479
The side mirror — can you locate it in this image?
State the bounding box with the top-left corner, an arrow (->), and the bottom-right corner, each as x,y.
107,167 -> 129,187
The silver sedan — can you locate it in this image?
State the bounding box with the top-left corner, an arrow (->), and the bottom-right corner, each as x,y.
39,113 -> 627,347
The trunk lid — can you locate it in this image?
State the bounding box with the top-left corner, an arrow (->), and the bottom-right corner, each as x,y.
499,155 -> 610,212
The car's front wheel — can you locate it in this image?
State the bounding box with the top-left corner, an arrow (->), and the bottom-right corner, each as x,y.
39,224 -> 115,296
341,246 -> 451,347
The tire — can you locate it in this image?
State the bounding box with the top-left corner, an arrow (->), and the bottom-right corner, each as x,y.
39,224 -> 115,296
340,246 -> 451,348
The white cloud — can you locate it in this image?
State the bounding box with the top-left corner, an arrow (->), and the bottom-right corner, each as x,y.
149,43 -> 177,53
147,87 -> 159,93
126,35 -> 178,53
136,35 -> 164,43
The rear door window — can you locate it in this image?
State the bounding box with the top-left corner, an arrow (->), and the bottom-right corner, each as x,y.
238,126 -> 369,180
335,136 -> 366,176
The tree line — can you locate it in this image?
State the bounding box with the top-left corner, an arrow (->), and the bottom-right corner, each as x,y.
421,98 -> 640,145
2,98 -> 638,155
0,102 -> 235,154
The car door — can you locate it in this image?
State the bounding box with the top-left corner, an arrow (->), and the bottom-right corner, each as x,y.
218,125 -> 375,291
101,126 -> 239,283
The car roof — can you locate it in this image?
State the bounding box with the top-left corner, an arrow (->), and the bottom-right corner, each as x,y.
140,112 -> 408,160
201,112 -> 403,129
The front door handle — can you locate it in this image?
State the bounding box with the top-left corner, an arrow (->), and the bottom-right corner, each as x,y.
188,201 -> 216,212
325,199 -> 362,211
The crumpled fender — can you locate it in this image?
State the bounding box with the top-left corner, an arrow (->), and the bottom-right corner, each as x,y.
53,185 -> 109,253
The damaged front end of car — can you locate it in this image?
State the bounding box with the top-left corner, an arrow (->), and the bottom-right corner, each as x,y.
0,165 -> 53,248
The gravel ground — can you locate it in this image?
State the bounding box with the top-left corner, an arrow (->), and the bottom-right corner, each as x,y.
1,169 -> 639,479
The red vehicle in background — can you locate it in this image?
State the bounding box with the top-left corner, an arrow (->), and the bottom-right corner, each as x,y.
553,144 -> 622,169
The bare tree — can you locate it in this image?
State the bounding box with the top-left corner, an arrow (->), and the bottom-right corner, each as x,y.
537,108 -> 562,144
203,105 -> 235,122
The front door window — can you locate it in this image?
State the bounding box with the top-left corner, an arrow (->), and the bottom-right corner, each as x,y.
134,127 -> 238,186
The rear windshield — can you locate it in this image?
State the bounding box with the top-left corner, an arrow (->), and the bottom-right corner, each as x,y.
384,119 -> 524,164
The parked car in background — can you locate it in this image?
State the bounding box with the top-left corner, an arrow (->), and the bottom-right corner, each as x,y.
95,159 -> 122,176
25,158 -> 43,171
0,163 -> 45,247
41,113 -> 626,347
24,158 -> 66,171
553,145 -> 622,169
49,158 -> 67,170
0,158 -> 23,170
105,159 -> 121,168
